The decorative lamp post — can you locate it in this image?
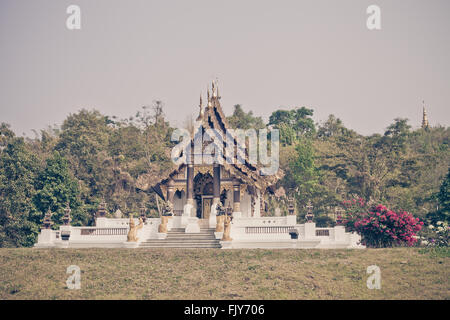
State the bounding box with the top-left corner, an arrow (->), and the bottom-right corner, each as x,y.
97,198 -> 107,217
139,203 -> 147,223
63,203 -> 72,226
43,209 -> 53,229
288,196 -> 295,216
336,207 -> 343,225
305,201 -> 314,223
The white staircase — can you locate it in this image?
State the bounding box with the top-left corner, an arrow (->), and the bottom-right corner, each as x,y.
139,228 -> 221,248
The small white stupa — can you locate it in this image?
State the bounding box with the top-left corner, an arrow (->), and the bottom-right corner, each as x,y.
275,207 -> 281,217
114,209 -> 123,219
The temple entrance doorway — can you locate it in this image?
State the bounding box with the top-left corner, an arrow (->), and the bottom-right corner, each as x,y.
202,196 -> 213,219
193,172 -> 214,219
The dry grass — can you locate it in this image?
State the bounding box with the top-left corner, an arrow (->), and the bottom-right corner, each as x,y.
0,247 -> 448,300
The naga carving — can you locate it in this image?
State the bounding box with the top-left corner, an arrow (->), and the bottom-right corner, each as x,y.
127,217 -> 144,242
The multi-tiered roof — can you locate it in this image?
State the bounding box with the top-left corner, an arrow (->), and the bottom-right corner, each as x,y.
138,82 -> 282,199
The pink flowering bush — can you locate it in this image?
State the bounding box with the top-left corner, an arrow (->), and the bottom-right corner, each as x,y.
341,199 -> 423,248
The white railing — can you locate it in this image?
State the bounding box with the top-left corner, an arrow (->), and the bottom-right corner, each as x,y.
232,215 -> 297,227
315,228 -> 330,237
245,226 -> 295,234
35,216 -> 363,248
80,227 -> 128,236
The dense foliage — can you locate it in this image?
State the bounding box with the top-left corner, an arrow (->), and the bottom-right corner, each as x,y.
0,102 -> 448,247
0,130 -> 40,247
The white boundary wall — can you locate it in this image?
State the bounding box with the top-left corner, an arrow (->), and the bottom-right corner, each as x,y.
35,215 -> 365,249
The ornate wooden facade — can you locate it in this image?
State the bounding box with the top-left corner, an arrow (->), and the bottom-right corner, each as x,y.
152,82 -> 282,219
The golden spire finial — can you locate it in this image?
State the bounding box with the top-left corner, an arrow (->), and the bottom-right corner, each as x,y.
207,87 -> 212,108
216,80 -> 220,99
196,94 -> 204,121
212,81 -> 217,98
422,100 -> 429,129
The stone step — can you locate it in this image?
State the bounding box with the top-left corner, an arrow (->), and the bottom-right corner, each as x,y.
170,229 -> 215,232
166,237 -> 216,241
140,244 -> 222,249
167,236 -> 215,239
169,230 -> 214,232
141,239 -> 220,243
141,242 -> 220,244
140,244 -> 221,248
139,226 -> 221,248
139,244 -> 221,248
169,230 -> 215,232
141,239 -> 219,243
167,233 -> 215,236
168,233 -> 215,235
169,227 -> 215,232
140,245 -> 222,249
167,234 -> 216,237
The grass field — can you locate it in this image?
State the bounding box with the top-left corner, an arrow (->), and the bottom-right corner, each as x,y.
0,247 -> 448,300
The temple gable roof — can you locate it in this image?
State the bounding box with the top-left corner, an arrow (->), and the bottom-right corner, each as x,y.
138,82 -> 283,197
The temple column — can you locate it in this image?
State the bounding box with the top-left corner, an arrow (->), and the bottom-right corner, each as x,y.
181,136 -> 196,230
210,164 -> 221,227
186,164 -> 194,206
167,178 -> 175,204
233,179 -> 241,218
213,164 -> 221,203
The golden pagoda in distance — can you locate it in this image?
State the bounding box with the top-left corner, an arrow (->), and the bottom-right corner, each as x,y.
421,100 -> 429,129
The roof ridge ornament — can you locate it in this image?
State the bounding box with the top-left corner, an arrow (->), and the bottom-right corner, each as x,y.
207,87 -> 212,108
211,79 -> 221,100
196,94 -> 204,121
212,81 -> 217,98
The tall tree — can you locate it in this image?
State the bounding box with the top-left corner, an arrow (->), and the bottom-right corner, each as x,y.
438,167 -> 450,217
317,114 -> 352,139
269,107 -> 315,145
427,167 -> 450,223
56,109 -> 112,205
33,151 -> 86,226
285,138 -> 319,207
227,104 -> 266,130
0,136 -> 40,247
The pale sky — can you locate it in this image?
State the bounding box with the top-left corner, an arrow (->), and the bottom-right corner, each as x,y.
0,0 -> 449,136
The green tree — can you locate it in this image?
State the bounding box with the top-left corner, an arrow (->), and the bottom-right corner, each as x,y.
382,118 -> 411,154
317,114 -> 352,139
0,123 -> 15,150
56,109 -> 112,205
33,151 -> 86,226
0,136 -> 41,247
427,167 -> 450,223
269,107 -> 315,145
286,138 -> 319,206
227,104 -> 266,130
438,168 -> 450,216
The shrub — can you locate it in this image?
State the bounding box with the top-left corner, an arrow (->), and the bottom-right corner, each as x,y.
418,221 -> 449,247
315,215 -> 335,227
342,201 -> 423,248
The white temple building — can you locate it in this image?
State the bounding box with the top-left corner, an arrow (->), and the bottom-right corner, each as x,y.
35,83 -> 363,249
